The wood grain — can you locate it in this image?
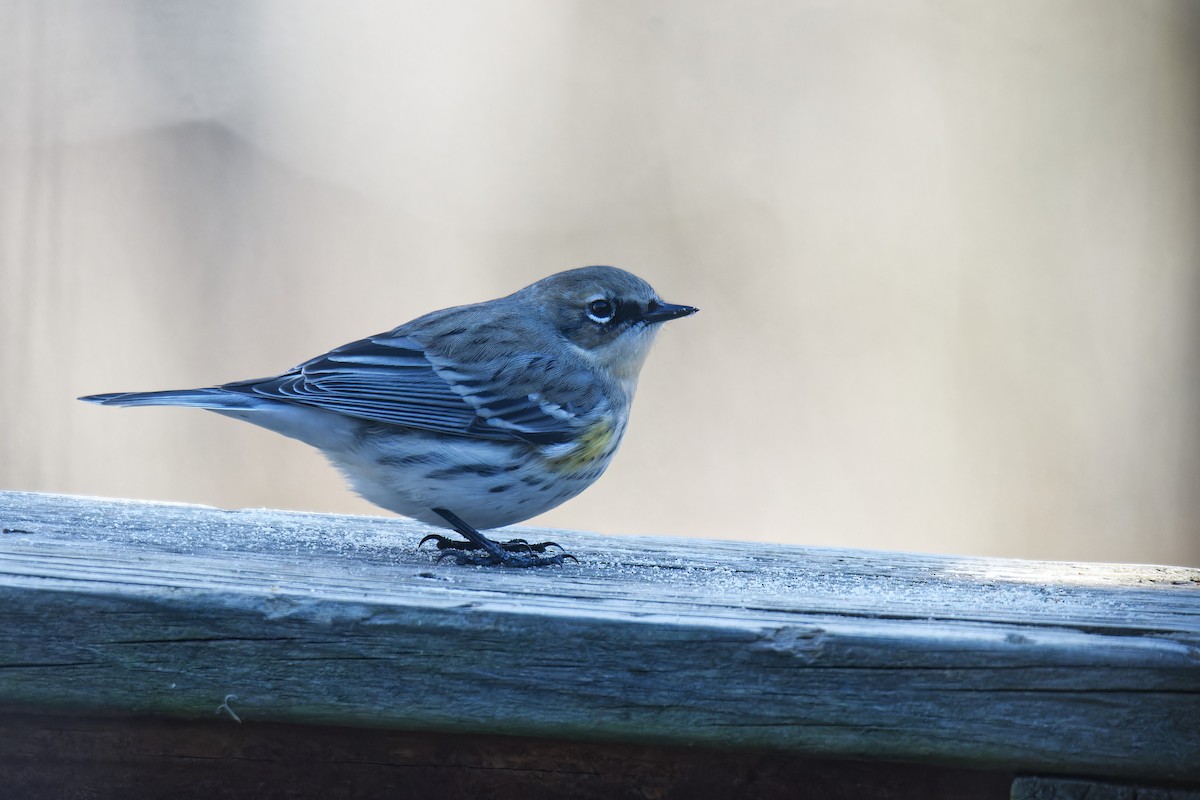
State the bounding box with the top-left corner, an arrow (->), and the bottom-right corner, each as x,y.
1,491 -> 1197,781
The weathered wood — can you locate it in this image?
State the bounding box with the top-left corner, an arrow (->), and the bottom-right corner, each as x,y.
1,491 -> 1198,782
0,712 -> 1014,800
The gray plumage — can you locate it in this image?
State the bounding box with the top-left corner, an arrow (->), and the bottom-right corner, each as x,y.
81,266 -> 698,565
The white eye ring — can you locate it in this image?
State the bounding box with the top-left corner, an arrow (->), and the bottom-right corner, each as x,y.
586,295 -> 616,324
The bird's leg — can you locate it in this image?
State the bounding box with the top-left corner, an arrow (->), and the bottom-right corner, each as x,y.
419,508 -> 576,567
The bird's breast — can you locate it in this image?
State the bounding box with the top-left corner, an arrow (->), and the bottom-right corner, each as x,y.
539,416 -> 625,477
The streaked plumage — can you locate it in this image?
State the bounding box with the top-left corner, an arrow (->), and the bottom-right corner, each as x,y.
81,266 -> 697,566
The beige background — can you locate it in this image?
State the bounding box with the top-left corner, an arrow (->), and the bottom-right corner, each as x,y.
2,1 -> 1197,566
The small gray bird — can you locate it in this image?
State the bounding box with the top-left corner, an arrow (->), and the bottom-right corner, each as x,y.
81,266 -> 698,567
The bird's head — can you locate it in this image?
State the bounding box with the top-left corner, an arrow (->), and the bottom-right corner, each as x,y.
523,265 -> 698,389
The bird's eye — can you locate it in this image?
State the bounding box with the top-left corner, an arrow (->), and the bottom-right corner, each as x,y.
587,298 -> 616,323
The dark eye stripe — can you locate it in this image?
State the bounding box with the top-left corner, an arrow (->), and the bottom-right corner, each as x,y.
613,300 -> 642,324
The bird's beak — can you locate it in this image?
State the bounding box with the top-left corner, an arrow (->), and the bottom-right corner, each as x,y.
642,302 -> 699,324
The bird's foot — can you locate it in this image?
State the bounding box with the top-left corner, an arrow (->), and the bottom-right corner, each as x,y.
440,548 -> 578,567
419,534 -> 577,567
421,507 -> 577,567
419,534 -> 562,553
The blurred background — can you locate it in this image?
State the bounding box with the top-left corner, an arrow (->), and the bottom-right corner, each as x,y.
2,1 -> 1197,566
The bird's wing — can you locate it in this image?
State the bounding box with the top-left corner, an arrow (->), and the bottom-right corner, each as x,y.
223,333 -> 588,445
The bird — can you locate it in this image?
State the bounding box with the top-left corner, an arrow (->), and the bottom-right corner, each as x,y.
80,266 -> 698,567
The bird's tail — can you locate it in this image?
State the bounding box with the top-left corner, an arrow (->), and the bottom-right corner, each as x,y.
78,388 -> 263,410
80,385 -> 357,453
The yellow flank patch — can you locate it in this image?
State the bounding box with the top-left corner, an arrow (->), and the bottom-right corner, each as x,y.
544,419 -> 617,473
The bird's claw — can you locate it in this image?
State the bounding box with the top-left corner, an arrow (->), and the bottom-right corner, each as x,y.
420,533 -> 575,567
419,533 -> 458,550
434,549 -> 578,567
419,534 -> 565,555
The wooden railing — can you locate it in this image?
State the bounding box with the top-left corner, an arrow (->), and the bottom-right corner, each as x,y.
1,491 -> 1197,798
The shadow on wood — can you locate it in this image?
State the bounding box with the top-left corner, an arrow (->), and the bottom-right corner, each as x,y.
1,712 -> 1015,800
